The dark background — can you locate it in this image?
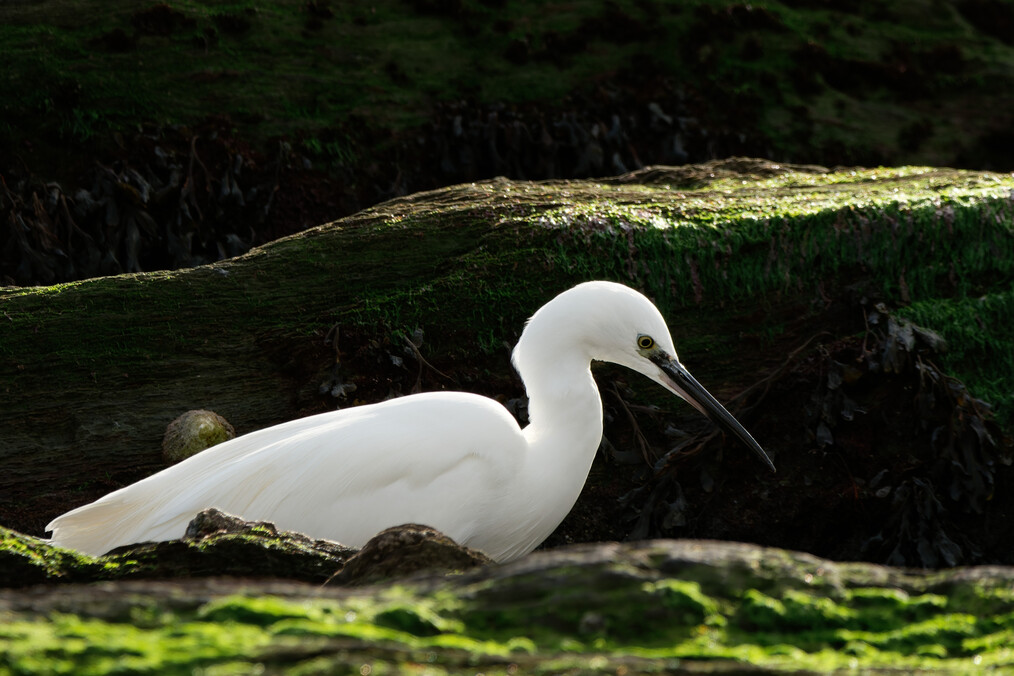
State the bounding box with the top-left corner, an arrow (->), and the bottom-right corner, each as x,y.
3,0 -> 1014,285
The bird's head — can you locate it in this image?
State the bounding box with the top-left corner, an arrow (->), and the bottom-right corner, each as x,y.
514,281 -> 775,472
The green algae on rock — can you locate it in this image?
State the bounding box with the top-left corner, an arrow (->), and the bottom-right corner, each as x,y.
0,510 -> 353,588
1,540 -> 1012,674
161,409 -> 236,463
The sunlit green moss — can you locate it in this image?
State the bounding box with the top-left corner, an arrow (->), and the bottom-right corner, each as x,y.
644,579 -> 725,626
898,288 -> 1014,426
4,553 -> 1014,674
0,526 -> 137,586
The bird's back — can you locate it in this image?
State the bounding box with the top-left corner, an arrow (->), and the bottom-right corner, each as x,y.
47,392 -> 528,558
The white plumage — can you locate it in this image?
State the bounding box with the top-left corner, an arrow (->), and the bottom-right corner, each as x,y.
47,281 -> 773,561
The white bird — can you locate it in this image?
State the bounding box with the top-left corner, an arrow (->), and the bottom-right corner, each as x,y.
47,281 -> 774,562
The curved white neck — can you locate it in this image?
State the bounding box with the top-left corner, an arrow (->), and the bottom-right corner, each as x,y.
519,355 -> 604,520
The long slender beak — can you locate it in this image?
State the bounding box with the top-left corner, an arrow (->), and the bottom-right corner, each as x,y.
651,353 -> 776,473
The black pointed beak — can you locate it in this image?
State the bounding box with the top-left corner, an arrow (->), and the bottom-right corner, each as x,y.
652,353 -> 776,473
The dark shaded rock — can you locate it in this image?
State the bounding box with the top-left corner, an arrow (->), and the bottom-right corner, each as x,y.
180,508 -> 353,563
0,526 -> 119,588
131,4 -> 197,36
305,0 -> 334,20
183,506 -> 274,539
957,0 -> 1014,46
2,511 -> 489,589
212,12 -> 253,36
327,524 -> 493,586
90,28 -> 137,52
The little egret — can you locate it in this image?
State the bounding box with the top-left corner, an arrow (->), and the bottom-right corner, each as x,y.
47,281 -> 774,562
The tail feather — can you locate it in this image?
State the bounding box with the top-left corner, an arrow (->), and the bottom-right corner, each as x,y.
45,425 -> 314,555
47,484 -> 192,556
43,414 -> 326,555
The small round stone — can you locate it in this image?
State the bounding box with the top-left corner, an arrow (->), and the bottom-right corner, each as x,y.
162,409 -> 235,463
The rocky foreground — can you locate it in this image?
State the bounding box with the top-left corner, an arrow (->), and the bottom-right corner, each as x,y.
2,513 -> 1013,674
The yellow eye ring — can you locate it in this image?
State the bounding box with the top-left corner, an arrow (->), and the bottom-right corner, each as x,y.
637,335 -> 655,350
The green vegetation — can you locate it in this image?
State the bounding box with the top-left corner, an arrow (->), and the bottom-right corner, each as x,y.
2,542 -> 1013,674
899,290 -> 1014,425
0,519 -> 353,587
0,527 -> 118,586
9,163 -> 1011,369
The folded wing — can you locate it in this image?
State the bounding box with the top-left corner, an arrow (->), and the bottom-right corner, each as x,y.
47,392 -> 525,556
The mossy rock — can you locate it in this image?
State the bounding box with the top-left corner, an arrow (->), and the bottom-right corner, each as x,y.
0,512 -> 492,590
1,539 -> 1012,674
0,509 -> 355,587
327,523 -> 493,587
162,409 -> 236,463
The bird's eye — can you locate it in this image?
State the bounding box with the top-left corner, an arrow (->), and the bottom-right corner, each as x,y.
637,335 -> 655,350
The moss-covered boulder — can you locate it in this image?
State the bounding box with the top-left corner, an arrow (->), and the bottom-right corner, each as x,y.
2,539 -> 1013,674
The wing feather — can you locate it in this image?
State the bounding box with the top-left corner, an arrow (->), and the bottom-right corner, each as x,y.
47,392 -> 525,556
